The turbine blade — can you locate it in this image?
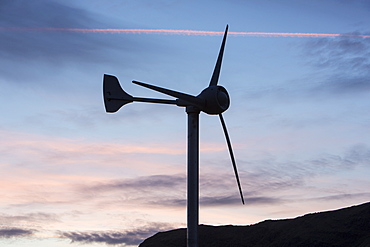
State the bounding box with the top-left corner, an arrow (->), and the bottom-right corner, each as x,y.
209,25 -> 228,86
219,113 -> 245,204
132,80 -> 204,108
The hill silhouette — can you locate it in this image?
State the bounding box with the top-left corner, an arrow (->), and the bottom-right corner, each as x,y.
139,202 -> 370,247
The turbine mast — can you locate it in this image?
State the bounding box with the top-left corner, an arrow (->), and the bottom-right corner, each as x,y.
186,106 -> 200,247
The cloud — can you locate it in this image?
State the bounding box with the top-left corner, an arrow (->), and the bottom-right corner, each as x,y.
59,222 -> 174,246
305,33 -> 370,70
89,174 -> 187,191
0,0 -> 92,28
0,128 -> 186,172
75,144 -> 370,209
79,174 -> 187,208
0,0 -> 150,86
0,228 -> 35,238
340,0 -> 370,10
0,0 -> 174,67
0,212 -> 59,225
288,144 -> 369,173
308,144 -> 370,171
2,126 -> 368,213
0,0 -> 101,84
0,213 -> 57,241
200,195 -> 281,206
0,0 -> 102,61
2,126 -> 368,210
303,32 -> 370,95
233,144 -> 370,203
345,144 -> 370,164
314,192 -> 370,202
245,32 -> 370,100
80,172 -> 282,208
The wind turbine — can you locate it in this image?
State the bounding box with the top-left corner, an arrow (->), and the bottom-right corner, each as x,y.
103,25 -> 244,247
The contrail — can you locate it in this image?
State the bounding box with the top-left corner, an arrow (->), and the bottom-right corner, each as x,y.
1,27 -> 370,38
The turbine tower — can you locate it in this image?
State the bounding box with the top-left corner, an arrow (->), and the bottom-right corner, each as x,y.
103,25 -> 244,247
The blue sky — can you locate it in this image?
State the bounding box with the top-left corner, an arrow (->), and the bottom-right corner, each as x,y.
1,0 -> 370,246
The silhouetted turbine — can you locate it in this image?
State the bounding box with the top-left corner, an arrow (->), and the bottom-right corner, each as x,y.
103,25 -> 244,247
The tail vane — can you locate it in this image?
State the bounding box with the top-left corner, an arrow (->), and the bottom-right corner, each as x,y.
103,74 -> 134,113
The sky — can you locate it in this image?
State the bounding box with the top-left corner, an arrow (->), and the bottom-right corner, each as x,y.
1,0 -> 370,246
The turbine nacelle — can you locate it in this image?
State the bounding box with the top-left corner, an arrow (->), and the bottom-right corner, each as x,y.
197,85 -> 230,115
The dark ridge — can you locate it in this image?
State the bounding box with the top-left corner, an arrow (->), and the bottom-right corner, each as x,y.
139,202 -> 370,247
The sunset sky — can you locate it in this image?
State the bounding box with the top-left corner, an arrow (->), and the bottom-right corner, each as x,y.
1,0 -> 370,246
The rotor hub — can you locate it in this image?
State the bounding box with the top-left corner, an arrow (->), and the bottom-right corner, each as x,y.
197,85 -> 230,115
